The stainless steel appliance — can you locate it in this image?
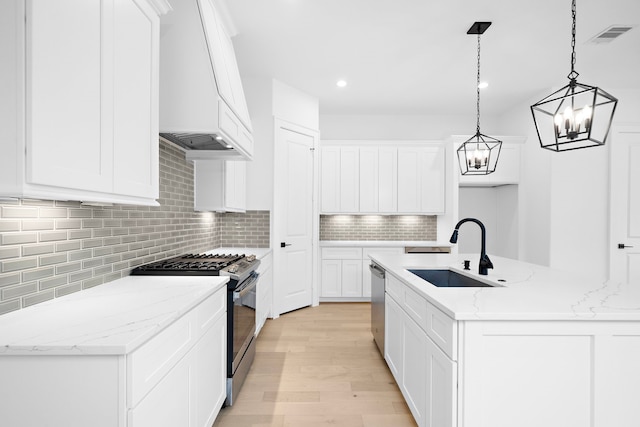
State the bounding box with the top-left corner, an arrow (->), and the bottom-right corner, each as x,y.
370,262 -> 386,357
131,253 -> 260,406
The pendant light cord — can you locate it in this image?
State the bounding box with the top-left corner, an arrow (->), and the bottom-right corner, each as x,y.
568,0 -> 579,80
476,34 -> 481,136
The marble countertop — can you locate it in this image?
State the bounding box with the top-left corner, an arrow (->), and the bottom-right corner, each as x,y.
370,253 -> 640,321
320,240 -> 452,248
0,275 -> 228,356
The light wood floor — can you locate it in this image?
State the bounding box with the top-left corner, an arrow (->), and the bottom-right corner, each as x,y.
213,302 -> 417,427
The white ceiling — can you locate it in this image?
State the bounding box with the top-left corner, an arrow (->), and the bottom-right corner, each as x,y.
221,0 -> 640,116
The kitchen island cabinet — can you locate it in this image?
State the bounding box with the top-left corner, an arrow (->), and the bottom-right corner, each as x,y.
0,275 -> 228,427
372,253 -> 640,427
0,0 -> 169,206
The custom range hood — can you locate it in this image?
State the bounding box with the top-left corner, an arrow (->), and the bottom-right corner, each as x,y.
159,0 -> 253,160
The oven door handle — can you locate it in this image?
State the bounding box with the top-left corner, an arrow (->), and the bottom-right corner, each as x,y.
233,272 -> 259,301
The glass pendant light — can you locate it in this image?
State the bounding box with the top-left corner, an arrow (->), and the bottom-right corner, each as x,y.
530,0 -> 618,151
457,22 -> 502,176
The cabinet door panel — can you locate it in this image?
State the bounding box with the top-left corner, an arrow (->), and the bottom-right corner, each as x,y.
403,315 -> 427,426
420,146 -> 445,213
129,351 -> 195,427
27,0 -> 111,192
320,147 -> 340,212
426,337 -> 457,427
195,315 -> 226,427
385,295 -> 403,380
340,147 -> 359,212
341,259 -> 362,297
378,147 -> 397,212
359,147 -> 378,212
321,260 -> 341,297
397,148 -> 421,212
113,0 -> 159,198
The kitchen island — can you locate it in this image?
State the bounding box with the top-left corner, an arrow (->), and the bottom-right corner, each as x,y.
0,275 -> 229,427
370,253 -> 640,427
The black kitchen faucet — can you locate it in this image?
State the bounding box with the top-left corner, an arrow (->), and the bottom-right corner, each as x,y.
449,218 -> 494,275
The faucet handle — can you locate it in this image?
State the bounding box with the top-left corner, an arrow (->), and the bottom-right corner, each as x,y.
479,254 -> 493,269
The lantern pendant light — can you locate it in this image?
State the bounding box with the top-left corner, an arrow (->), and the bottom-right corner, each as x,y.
457,22 -> 502,176
530,0 -> 618,152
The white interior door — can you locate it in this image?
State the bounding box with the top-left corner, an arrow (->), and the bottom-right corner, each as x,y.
274,121 -> 318,315
610,126 -> 640,284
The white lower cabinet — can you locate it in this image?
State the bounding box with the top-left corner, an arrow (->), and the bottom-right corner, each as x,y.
194,160 -> 246,212
124,288 -> 228,427
0,286 -> 226,427
321,246 -> 405,300
385,274 -> 457,427
256,251 -> 274,336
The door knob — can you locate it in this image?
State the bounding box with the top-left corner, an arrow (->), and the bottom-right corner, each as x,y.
280,242 -> 291,248
618,243 -> 634,249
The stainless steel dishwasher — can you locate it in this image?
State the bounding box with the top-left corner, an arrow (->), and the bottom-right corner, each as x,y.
370,262 -> 386,356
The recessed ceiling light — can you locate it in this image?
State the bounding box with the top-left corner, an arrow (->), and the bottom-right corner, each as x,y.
336,80 -> 347,88
478,82 -> 489,89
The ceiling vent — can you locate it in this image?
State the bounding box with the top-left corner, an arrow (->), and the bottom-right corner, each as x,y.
588,25 -> 634,44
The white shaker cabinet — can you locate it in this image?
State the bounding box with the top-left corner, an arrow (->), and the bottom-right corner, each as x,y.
0,281 -> 227,427
385,273 -> 457,427
397,145 -> 446,214
194,160 -> 246,212
0,0 -> 167,205
320,247 -> 363,299
321,142 -> 444,214
359,147 -> 398,213
320,146 -> 359,213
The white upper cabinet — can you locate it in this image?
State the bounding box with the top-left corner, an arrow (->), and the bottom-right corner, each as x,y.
321,142 -> 445,215
397,145 -> 446,214
194,160 -> 246,212
320,146 -> 359,213
0,0 -> 167,205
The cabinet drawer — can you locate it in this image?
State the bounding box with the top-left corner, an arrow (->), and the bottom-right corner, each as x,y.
197,286 -> 226,334
128,310 -> 197,407
385,273 -> 403,303
321,247 -> 362,260
426,302 -> 457,360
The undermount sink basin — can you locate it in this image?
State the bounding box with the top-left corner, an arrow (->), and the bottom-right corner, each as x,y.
408,269 -> 494,288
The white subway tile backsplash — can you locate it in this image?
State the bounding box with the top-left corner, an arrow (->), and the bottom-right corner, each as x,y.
1,233 -> 38,245
2,282 -> 38,299
1,207 -> 38,218
2,258 -> 38,273
22,267 -> 54,282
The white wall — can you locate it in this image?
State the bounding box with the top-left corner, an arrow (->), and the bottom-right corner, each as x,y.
458,185 -> 518,259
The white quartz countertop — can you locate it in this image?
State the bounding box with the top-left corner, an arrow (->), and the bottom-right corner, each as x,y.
320,240 -> 451,248
370,253 -> 640,321
0,275 -> 228,356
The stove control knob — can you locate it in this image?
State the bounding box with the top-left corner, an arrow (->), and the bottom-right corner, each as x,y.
246,255 -> 256,262
228,264 -> 239,273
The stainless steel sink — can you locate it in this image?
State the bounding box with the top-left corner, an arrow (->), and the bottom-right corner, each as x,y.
408,269 -> 494,287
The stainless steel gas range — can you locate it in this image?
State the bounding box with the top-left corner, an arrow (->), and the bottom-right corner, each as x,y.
131,253 -> 260,406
